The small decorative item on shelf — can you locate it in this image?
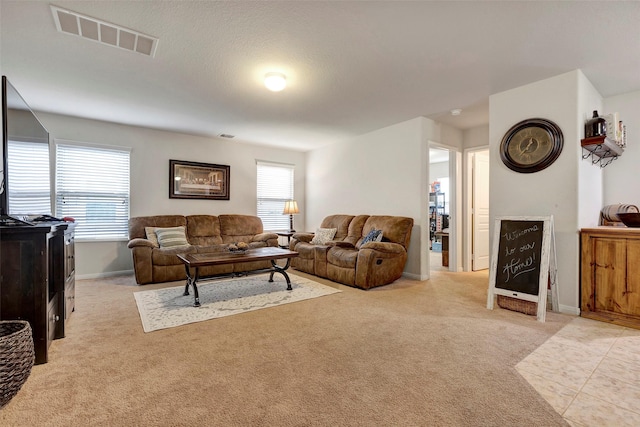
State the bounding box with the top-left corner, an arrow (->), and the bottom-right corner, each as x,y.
585,110 -> 607,138
581,110 -> 627,168
603,112 -> 627,148
618,120 -> 627,148
227,242 -> 249,254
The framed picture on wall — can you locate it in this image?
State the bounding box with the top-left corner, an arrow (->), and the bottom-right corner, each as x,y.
169,159 -> 230,200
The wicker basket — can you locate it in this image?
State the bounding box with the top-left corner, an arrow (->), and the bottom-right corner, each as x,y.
497,295 -> 537,316
0,320 -> 35,409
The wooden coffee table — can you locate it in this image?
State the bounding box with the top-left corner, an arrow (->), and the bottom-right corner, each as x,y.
176,247 -> 299,307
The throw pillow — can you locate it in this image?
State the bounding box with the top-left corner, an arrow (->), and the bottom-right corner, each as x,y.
310,228 -> 338,245
145,227 -> 160,247
361,229 -> 383,245
155,226 -> 190,248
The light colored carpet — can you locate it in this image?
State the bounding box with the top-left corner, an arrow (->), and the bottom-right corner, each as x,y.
0,269 -> 574,426
134,274 -> 341,332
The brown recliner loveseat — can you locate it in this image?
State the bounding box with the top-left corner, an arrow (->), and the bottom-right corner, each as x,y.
127,214 -> 278,284
290,214 -> 413,289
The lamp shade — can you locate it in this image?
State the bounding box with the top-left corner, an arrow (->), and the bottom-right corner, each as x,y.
282,200 -> 299,215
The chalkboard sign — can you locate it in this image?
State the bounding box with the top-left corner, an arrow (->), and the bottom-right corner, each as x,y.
494,220 -> 544,295
487,216 -> 558,322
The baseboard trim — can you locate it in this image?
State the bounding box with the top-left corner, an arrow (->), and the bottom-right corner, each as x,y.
402,272 -> 429,281
559,304 -> 580,316
77,269 -> 134,280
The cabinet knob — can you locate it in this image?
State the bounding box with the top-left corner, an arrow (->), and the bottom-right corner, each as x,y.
55,315 -> 60,322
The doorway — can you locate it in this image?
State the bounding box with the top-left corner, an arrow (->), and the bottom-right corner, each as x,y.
429,147 -> 450,272
464,148 -> 490,271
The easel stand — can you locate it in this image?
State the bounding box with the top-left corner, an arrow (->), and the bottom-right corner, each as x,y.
487,216 -> 559,322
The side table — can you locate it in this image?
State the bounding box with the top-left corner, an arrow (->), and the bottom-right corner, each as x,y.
276,231 -> 295,248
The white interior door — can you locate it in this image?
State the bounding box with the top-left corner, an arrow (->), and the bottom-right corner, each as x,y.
472,150 -> 490,270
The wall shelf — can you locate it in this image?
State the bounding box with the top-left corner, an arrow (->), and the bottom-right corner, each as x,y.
581,136 -> 624,168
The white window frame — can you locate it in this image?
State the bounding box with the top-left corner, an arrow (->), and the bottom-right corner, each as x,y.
256,160 -> 295,232
55,139 -> 131,241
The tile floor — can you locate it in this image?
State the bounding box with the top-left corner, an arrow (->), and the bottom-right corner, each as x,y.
516,316 -> 640,426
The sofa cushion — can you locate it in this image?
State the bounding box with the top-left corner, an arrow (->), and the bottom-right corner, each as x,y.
129,215 -> 187,240
310,228 -> 337,245
343,215 -> 369,246
186,215 -> 223,246
319,215 -> 355,241
145,227 -> 160,247
219,214 -> 264,244
361,229 -> 383,245
359,216 -> 413,249
152,244 -> 196,265
155,226 -> 190,248
326,246 -> 358,269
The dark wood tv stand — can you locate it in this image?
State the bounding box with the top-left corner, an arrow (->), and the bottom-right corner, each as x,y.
0,221 -> 76,364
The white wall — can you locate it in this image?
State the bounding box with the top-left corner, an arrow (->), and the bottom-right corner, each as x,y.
429,162 -> 448,184
490,70 -> 584,314
36,112 -> 306,278
463,125 -> 489,150
577,72 -> 604,229
604,89 -> 640,207
306,116 -> 462,281
306,117 -> 425,278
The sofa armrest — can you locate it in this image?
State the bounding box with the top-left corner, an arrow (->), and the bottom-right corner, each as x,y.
292,232 -> 314,243
127,238 -> 156,249
128,244 -> 154,284
252,232 -> 279,243
355,242 -> 408,289
330,241 -> 355,249
359,241 -> 405,254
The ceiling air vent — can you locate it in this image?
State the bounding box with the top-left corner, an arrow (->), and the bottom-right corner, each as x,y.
50,5 -> 159,57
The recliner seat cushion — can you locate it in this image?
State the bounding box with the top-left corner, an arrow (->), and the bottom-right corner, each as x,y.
326,247 -> 358,268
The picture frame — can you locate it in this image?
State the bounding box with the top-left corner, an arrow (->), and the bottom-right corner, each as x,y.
169,159 -> 230,200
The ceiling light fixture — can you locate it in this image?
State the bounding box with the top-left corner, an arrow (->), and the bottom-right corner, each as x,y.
264,72 -> 287,92
451,109 -> 462,116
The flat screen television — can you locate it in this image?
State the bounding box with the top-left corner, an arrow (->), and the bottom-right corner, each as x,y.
1,75 -> 50,224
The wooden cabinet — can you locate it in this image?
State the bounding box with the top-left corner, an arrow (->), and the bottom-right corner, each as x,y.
63,227 -> 75,324
580,227 -> 640,328
0,221 -> 75,364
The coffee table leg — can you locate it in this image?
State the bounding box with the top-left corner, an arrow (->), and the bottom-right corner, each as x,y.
191,268 -> 201,307
270,258 -> 293,290
182,265 -> 201,307
183,265 -> 191,296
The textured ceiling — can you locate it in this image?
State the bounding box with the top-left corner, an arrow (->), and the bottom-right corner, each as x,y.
1,1 -> 639,152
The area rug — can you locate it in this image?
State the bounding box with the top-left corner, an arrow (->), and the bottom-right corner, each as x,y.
133,273 -> 341,332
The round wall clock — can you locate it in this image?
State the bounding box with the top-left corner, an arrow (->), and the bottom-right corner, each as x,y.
500,118 -> 564,173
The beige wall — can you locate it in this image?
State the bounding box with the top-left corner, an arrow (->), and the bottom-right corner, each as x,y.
306,116 -> 463,281
30,71 -> 640,286
36,112 -> 306,278
489,70 -> 602,314
603,89 -> 640,206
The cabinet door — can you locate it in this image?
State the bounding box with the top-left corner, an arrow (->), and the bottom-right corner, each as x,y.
593,238 -> 627,313
626,239 -> 640,316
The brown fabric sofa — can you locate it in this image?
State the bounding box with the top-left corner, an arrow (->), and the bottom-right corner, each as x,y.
290,214 -> 414,289
127,214 -> 278,284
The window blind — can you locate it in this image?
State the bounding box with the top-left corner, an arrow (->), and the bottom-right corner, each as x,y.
256,161 -> 294,231
7,139 -> 52,215
56,142 -> 130,240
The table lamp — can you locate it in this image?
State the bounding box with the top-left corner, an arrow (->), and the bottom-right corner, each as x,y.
282,200 -> 299,232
